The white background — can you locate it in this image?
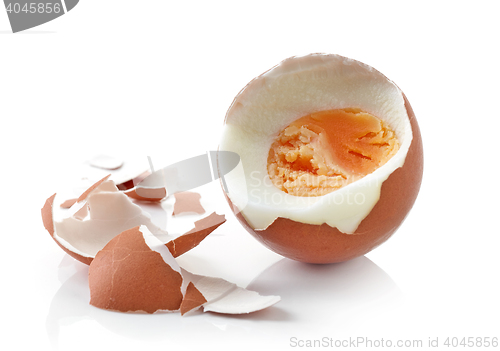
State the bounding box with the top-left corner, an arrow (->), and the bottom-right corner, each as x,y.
1,1 -> 499,350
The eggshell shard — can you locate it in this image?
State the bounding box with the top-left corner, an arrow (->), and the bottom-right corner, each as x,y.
182,269 -> 281,314
43,161 -> 280,315
42,176 -> 225,265
59,198 -> 77,209
41,177 -> 168,265
220,54 -> 423,263
172,191 -> 206,216
89,154 -> 124,170
118,170 -> 167,202
42,193 -> 93,265
89,226 -> 184,313
166,212 -> 226,258
180,282 -> 207,315
123,187 -> 166,202
115,171 -> 150,191
89,225 -> 280,315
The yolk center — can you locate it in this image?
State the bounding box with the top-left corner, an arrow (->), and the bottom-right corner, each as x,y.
267,108 -> 400,197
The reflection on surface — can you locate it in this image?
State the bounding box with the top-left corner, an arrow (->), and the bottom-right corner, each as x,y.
46,254 -> 401,348
46,257 -> 91,350
245,256 -> 402,331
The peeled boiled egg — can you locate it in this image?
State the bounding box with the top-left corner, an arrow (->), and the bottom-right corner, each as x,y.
219,54 -> 423,263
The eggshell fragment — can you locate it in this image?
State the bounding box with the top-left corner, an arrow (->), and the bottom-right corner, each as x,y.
182,269 -> 281,314
42,194 -> 56,235
43,158 -> 280,316
116,170 -> 167,202
115,171 -> 150,191
59,198 -> 77,209
42,193 -> 91,264
123,187 -> 166,202
166,212 -> 226,258
180,282 -> 207,315
89,226 -> 184,313
172,191 -> 205,216
89,225 -> 280,315
89,154 -> 124,170
42,177 -> 168,265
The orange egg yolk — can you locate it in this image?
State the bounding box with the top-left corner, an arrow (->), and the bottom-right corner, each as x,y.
267,108 -> 400,197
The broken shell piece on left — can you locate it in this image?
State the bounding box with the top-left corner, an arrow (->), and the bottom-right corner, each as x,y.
41,176 -> 168,265
89,225 -> 280,315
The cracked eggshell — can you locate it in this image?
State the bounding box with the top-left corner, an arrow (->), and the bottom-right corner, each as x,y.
166,212 -> 226,258
180,282 -> 207,315
42,176 -> 225,265
89,226 -> 184,313
89,225 -> 280,315
123,187 -> 167,202
220,54 -> 423,263
42,177 -> 168,265
181,269 -> 281,315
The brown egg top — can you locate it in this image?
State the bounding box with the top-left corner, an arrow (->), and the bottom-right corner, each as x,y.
267,108 -> 399,197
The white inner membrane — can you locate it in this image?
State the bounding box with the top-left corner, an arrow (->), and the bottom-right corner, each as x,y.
53,180 -> 168,258
219,54 -> 412,234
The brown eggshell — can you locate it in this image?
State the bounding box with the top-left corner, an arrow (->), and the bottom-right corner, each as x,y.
41,194 -> 93,265
226,94 -> 423,264
166,212 -> 226,258
43,187 -> 224,265
89,226 -> 184,313
115,171 -> 150,191
41,175 -> 164,266
172,191 -> 206,216
123,187 -> 166,202
180,282 -> 207,315
59,198 -> 77,209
